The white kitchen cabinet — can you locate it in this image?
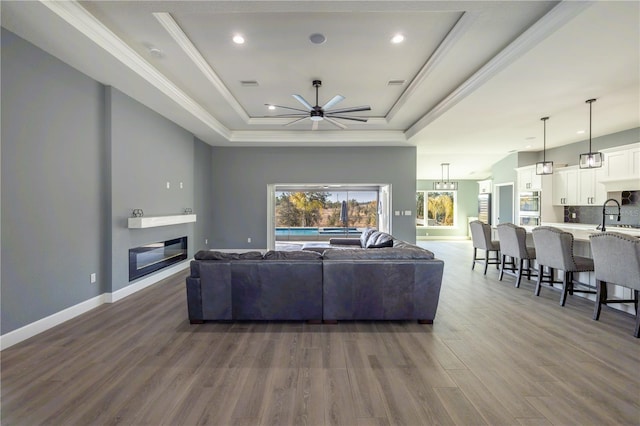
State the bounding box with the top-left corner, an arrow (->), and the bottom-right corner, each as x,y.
600,143 -> 640,190
553,167 -> 578,206
516,165 -> 542,192
478,179 -> 492,194
577,168 -> 606,205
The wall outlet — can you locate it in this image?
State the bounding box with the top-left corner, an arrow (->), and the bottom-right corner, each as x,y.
247,237 -> 252,243
609,215 -> 614,220
571,212 -> 576,218
404,210 -> 412,216
90,273 -> 96,283
394,211 -> 400,216
180,182 -> 183,189
205,239 -> 208,245
166,181 -> 170,189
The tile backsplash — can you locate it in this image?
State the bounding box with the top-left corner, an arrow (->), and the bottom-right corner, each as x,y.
564,191 -> 640,226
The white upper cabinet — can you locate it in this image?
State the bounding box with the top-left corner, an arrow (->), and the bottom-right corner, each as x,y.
478,179 -> 492,194
600,143 -> 640,191
577,168 -> 607,205
516,165 -> 542,192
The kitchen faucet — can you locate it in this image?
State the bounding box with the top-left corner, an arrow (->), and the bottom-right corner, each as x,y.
600,198 -> 621,232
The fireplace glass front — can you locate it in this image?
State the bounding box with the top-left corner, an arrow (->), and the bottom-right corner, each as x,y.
129,236 -> 187,281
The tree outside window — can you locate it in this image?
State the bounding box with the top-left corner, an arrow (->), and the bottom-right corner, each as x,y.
416,191 -> 456,227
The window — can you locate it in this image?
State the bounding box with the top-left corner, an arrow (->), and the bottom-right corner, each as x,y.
416,191 -> 456,227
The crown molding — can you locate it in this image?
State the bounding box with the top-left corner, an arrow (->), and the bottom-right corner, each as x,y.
405,0 -> 595,139
153,12 -> 251,123
40,0 -> 232,140
230,130 -> 407,144
386,11 -> 477,122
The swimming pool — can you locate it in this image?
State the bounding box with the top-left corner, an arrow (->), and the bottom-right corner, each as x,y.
275,227 -> 361,236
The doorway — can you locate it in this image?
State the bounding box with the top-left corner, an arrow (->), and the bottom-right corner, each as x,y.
494,183 -> 514,225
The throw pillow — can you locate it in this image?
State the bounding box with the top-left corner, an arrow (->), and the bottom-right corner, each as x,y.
359,228 -> 376,247
365,231 -> 394,248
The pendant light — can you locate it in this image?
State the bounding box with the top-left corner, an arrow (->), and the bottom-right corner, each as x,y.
433,163 -> 458,190
536,116 -> 553,175
579,98 -> 602,168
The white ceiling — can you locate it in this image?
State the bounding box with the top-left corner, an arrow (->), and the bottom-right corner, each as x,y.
2,1 -> 639,180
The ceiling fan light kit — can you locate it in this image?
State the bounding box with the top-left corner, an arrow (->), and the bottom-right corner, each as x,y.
266,80 -> 371,130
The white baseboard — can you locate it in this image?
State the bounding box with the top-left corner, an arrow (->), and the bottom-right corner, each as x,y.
0,294 -> 106,350
105,260 -> 190,303
1,260 -> 190,350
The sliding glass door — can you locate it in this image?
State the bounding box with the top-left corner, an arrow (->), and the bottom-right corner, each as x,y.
267,184 -> 391,249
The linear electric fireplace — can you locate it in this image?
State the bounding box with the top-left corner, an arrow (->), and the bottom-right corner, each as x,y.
129,236 -> 187,281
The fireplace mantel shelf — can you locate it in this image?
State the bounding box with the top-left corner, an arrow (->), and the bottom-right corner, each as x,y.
128,214 -> 196,229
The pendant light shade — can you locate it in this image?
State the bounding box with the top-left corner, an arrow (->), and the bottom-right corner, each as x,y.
579,98 -> 603,169
433,163 -> 458,190
536,116 -> 553,175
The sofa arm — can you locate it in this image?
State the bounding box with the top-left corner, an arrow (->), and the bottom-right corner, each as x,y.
329,238 -> 362,246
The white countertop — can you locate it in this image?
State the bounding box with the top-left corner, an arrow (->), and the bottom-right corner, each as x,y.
523,222 -> 640,241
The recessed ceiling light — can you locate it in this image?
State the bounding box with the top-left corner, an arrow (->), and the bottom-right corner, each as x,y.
577,130 -> 586,134
309,33 -> 326,44
233,34 -> 245,44
267,105 -> 276,110
525,144 -> 532,149
391,33 -> 405,44
148,47 -> 164,58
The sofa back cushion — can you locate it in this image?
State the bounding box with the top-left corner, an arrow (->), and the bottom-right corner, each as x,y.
322,247 -> 435,260
263,250 -> 322,260
365,231 -> 394,248
194,250 -> 263,261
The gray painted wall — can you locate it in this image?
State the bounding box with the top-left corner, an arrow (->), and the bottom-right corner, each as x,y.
1,29 -> 106,333
416,180 -> 479,238
108,88 -> 197,291
194,138 -> 214,251
1,29 -> 211,335
211,146 -> 417,247
525,127 -> 640,168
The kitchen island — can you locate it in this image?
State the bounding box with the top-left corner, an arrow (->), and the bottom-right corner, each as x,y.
504,222 -> 639,315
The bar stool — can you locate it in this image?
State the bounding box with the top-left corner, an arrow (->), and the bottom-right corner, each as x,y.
589,231 -> 640,338
531,226 -> 595,306
469,220 -> 500,275
497,223 -> 537,288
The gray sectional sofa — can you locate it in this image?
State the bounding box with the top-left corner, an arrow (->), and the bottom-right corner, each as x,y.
185,230 -> 445,324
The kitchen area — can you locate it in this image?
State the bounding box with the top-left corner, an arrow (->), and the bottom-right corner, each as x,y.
483,142 -> 640,315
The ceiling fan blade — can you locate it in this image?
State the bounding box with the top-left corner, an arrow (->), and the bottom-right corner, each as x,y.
325,114 -> 368,123
284,116 -> 309,127
325,105 -> 371,114
264,103 -> 309,113
324,117 -> 347,129
322,95 -> 345,110
312,120 -> 319,131
292,95 -> 314,111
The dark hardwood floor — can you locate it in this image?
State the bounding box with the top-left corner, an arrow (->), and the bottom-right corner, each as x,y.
2,241 -> 639,425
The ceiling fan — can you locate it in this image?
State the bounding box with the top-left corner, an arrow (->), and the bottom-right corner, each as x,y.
266,80 -> 371,130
